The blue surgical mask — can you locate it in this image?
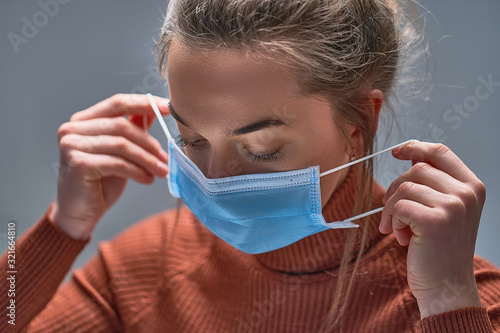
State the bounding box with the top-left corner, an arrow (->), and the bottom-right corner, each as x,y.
147,94 -> 415,254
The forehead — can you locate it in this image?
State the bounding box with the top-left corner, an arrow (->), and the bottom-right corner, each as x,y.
166,39 -> 302,108
165,39 -> 335,137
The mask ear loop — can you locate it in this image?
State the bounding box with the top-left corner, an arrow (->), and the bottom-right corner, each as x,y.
147,93 -> 180,199
322,139 -> 419,228
320,139 -> 418,178
146,93 -> 173,143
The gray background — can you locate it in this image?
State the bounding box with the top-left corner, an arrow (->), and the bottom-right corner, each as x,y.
1,0 -> 499,285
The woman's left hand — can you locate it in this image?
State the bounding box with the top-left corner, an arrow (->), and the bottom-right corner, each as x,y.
379,140 -> 486,318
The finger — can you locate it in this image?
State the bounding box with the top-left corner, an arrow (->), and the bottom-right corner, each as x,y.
58,117 -> 168,163
394,225 -> 412,247
390,199 -> 433,246
66,151 -> 156,185
380,182 -> 443,234
381,182 -> 447,226
129,114 -> 155,131
71,94 -> 170,122
392,141 -> 477,184
382,162 -> 462,204
61,134 -> 169,178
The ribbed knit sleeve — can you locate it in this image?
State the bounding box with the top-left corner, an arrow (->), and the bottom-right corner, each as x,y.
415,256 -> 500,332
0,203 -> 90,332
24,207 -> 170,332
417,307 -> 494,332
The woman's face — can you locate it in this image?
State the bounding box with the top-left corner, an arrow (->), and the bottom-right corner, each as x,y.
166,38 -> 357,207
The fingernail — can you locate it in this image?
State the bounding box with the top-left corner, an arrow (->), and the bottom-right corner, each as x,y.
159,99 -> 170,112
157,161 -> 169,175
160,149 -> 168,162
379,214 -> 389,234
378,222 -> 386,234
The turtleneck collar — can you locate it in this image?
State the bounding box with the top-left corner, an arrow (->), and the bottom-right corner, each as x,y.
252,168 -> 387,273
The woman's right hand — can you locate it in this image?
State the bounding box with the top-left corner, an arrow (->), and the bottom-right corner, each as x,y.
49,94 -> 170,240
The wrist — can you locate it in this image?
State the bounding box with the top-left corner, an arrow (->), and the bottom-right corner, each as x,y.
48,202 -> 94,241
416,277 -> 482,318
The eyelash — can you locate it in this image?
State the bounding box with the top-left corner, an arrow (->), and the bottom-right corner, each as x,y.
176,137 -> 282,163
176,137 -> 202,149
249,150 -> 282,163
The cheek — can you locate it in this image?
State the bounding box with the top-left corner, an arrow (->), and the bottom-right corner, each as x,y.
313,124 -> 348,171
320,171 -> 347,207
315,129 -> 350,206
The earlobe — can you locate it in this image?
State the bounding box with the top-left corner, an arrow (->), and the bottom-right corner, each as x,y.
344,127 -> 360,160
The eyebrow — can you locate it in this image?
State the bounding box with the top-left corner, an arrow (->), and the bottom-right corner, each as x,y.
168,101 -> 189,127
229,118 -> 285,137
168,101 -> 286,136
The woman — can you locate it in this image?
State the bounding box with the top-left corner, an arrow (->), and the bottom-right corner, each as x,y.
1,0 -> 499,332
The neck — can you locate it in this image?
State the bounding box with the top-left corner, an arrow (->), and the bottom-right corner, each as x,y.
252,168 -> 386,273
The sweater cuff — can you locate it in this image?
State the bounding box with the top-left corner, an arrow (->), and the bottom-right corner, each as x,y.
0,202 -> 92,327
21,202 -> 91,266
417,307 -> 493,333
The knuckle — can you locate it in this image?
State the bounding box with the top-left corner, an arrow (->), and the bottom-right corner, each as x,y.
473,180 -> 486,202
410,162 -> 431,175
393,200 -> 406,215
98,118 -> 114,133
110,93 -> 126,110
446,195 -> 466,215
113,136 -> 128,150
57,122 -> 73,140
69,110 -> 84,122
113,116 -> 130,132
59,134 -> 77,152
112,158 -> 127,170
397,181 -> 415,194
151,137 -> 162,151
455,185 -> 476,205
434,208 -> 449,225
66,150 -> 85,168
430,143 -> 450,156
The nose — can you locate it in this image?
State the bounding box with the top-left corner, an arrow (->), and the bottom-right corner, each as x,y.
205,147 -> 243,179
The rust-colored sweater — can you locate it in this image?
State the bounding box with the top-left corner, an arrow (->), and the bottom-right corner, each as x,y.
1,171 -> 500,332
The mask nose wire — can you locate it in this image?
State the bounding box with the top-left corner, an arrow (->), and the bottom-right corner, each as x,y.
319,139 -> 419,178
146,93 -> 173,143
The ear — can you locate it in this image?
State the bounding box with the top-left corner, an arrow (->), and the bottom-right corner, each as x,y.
345,89 -> 384,157
367,89 -> 383,134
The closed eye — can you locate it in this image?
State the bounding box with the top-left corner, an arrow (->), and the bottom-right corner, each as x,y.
249,149 -> 283,163
177,135 -> 284,163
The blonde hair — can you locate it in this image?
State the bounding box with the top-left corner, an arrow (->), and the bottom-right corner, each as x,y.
155,0 -> 425,331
